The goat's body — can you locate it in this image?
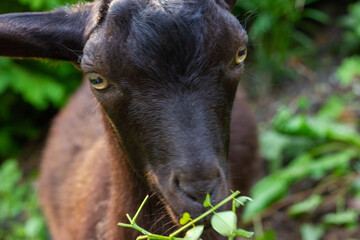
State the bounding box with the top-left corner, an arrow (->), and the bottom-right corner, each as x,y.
39,79 -> 258,239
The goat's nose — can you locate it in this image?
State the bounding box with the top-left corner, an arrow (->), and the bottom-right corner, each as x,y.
173,164 -> 221,204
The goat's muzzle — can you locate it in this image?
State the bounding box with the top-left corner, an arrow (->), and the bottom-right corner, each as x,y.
155,159 -> 229,226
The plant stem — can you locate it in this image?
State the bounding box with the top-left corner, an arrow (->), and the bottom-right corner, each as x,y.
117,223 -> 150,235
253,216 -> 263,238
118,223 -> 170,239
169,191 -> 240,238
133,195 -> 149,223
136,236 -> 149,240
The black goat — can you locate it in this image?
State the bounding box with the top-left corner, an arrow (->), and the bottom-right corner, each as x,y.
0,0 -> 259,239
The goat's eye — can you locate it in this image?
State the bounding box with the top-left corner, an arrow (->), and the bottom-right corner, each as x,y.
88,73 -> 109,90
235,45 -> 247,65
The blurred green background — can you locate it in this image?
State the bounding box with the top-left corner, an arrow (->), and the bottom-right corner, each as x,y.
0,0 -> 360,239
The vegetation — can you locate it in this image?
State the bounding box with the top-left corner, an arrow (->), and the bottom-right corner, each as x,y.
245,90 -> 360,239
1,0 -> 360,239
0,1 -> 80,239
0,160 -> 46,240
233,0 -> 329,92
339,1 -> 360,54
118,192 -> 253,240
0,0 -> 82,159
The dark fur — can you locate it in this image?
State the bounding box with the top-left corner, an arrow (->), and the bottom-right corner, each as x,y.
0,0 -> 259,239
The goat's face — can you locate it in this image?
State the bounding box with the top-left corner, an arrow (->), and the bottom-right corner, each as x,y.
81,0 -> 247,221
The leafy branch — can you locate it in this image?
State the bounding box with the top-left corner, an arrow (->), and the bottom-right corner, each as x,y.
118,191 -> 254,240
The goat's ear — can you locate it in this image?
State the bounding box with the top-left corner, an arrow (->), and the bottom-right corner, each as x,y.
0,3 -> 102,63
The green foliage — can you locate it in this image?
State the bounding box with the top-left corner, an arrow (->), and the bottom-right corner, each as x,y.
336,56 -> 360,87
297,207 -> 360,239
339,1 -> 360,54
317,96 -> 346,120
244,82 -> 360,238
203,193 -> 212,207
233,0 -> 328,88
255,229 -> 276,240
179,212 -> 191,225
0,59 -> 68,110
288,195 -> 323,217
322,210 -> 358,227
0,160 -> 47,240
183,226 -> 203,240
0,58 -> 81,159
118,191 -> 254,240
244,103 -> 360,221
1,0 -> 78,11
211,211 -> 237,237
300,224 -> 325,240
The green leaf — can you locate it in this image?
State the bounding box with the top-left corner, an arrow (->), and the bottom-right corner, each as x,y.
0,160 -> 21,193
183,225 -> 204,240
288,195 -> 323,217
255,229 -> 276,240
179,212 -> 191,225
242,174 -> 292,222
211,211 -> 237,236
234,228 -> 254,238
243,148 -> 358,222
25,216 -> 45,238
317,97 -> 345,120
308,149 -> 357,178
336,56 -> 360,87
302,9 -> 329,23
203,194 -> 211,207
300,224 -> 325,240
323,210 -> 358,226
272,108 -> 360,147
260,130 -> 289,171
249,13 -> 275,38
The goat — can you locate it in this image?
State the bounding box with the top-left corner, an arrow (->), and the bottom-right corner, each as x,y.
0,0 -> 259,239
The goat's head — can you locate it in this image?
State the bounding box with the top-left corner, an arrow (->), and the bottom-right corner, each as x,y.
0,0 -> 247,223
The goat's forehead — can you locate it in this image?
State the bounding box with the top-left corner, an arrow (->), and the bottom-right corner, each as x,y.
104,0 -> 244,38
82,0 -> 246,73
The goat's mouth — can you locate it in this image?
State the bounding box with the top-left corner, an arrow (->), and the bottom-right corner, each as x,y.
159,195 -> 229,240
160,198 -> 214,232
147,169 -> 230,229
